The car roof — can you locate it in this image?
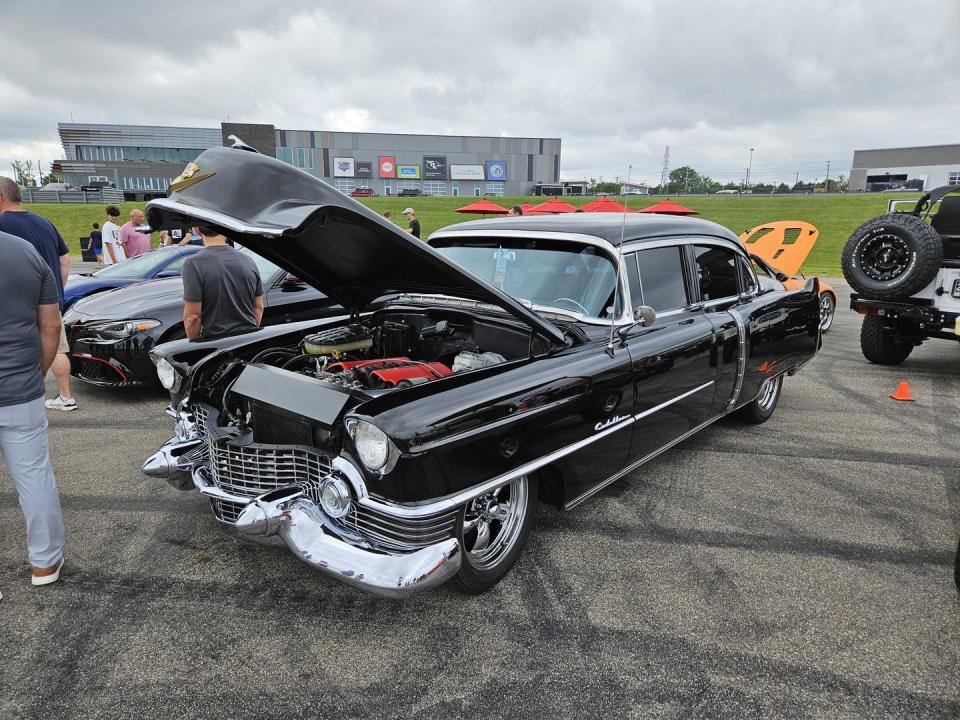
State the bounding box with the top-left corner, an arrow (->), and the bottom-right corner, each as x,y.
433,213 -> 742,247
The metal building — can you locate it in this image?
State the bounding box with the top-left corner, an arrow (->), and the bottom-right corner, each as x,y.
848,144 -> 960,192
55,122 -> 561,200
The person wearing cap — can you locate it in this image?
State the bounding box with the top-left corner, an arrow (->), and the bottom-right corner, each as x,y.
181,225 -> 264,341
403,208 -> 421,239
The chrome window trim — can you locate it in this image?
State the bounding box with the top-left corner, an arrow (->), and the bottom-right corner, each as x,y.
725,310 -> 747,408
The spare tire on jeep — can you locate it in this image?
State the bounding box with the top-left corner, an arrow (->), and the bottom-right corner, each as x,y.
841,213 -> 942,300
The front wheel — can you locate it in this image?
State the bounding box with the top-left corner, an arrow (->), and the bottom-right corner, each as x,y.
819,292 -> 836,333
735,375 -> 783,424
454,474 -> 537,594
860,316 -> 914,365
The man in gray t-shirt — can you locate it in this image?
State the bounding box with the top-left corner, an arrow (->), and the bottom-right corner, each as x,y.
0,231 -> 67,587
181,225 -> 264,340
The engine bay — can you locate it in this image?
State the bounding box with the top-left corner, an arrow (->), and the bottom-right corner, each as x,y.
244,309 -> 541,394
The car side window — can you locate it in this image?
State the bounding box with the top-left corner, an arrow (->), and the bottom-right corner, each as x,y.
738,256 -> 758,294
162,255 -> 189,274
693,244 -> 739,301
634,246 -> 689,312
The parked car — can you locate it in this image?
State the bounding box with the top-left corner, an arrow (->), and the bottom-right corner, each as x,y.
739,221 -> 837,332
843,185 -> 960,363
80,180 -> 116,191
350,188 -> 377,198
398,188 -> 423,196
40,182 -> 75,192
62,247 -> 340,386
63,245 -> 200,310
716,189 -> 739,195
141,146 -> 820,598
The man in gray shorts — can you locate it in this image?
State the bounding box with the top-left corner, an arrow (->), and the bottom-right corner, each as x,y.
181,225 -> 264,340
0,231 -> 67,588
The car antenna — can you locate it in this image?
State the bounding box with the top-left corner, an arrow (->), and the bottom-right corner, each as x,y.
606,165 -> 632,358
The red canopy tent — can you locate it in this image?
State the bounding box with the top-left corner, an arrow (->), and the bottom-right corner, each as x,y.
528,197 -> 578,214
580,197 -> 635,213
455,199 -> 510,215
520,203 -> 538,215
635,199 -> 699,216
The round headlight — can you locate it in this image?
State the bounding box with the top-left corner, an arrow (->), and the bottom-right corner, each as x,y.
319,475 -> 352,518
352,420 -> 390,472
156,357 -> 177,390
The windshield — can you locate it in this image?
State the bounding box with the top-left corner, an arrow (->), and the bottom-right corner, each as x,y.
91,247 -> 181,278
433,238 -> 617,318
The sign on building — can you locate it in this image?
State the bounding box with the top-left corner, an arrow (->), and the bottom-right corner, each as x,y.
397,164 -> 421,179
356,161 -> 372,178
450,164 -> 484,181
333,157 -> 355,177
485,160 -> 507,181
423,156 -> 448,179
379,156 -> 396,178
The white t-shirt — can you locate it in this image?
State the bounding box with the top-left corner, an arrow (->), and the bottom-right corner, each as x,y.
101,220 -> 125,265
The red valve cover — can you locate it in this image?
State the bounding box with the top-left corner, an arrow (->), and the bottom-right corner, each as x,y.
325,357 -> 452,387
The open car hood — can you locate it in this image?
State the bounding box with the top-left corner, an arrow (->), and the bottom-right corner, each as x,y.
738,220 -> 819,277
146,147 -> 564,345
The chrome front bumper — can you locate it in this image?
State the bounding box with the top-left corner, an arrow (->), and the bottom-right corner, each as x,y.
142,435 -> 462,598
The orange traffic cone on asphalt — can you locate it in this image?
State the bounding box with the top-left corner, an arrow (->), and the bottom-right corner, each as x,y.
890,381 -> 915,401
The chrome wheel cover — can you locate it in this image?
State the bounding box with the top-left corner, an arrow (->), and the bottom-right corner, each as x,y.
758,376 -> 780,411
461,476 -> 528,571
819,293 -> 835,331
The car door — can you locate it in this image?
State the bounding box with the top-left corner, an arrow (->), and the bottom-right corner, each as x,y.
622,242 -> 718,465
691,239 -> 818,413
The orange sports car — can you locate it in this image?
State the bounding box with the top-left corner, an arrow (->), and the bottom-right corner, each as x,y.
739,221 -> 837,332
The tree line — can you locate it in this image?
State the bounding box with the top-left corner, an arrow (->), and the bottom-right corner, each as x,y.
592,165 -> 848,195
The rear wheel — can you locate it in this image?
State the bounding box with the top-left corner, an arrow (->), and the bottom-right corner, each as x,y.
735,375 -> 783,424
860,316 -> 914,365
454,474 -> 537,594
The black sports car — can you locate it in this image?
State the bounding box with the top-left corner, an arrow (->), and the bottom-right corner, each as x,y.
143,145 -> 821,597
62,249 -> 341,386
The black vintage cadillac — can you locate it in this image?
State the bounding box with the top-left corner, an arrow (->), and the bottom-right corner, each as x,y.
143,146 -> 821,597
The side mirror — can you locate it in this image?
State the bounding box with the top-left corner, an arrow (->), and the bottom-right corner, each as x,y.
635,305 -> 656,327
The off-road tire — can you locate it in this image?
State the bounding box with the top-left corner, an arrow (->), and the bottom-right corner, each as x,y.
735,375 -> 783,424
841,213 -> 942,300
859,315 -> 913,365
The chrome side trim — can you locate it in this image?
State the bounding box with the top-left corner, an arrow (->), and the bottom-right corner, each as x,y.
360,381 -> 715,520
726,309 -> 746,408
633,380 -> 714,422
565,413 -> 723,509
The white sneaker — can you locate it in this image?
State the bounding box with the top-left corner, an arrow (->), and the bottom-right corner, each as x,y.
45,396 -> 78,412
32,560 -> 63,586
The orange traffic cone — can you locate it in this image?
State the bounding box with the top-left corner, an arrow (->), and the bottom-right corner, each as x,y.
890,381 -> 915,401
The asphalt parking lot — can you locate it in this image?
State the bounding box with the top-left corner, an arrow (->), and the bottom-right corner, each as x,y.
1,279 -> 958,719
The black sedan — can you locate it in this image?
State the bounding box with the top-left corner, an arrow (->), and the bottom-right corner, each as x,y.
62,248 -> 341,386
142,145 -> 821,597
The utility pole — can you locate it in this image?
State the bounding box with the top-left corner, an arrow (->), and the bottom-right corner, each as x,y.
825,160 -> 831,193
795,171 -> 799,188
746,147 -> 755,188
37,160 -> 43,185
660,145 -> 670,192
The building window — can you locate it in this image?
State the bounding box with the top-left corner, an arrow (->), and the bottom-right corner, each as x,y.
484,182 -> 505,197
383,182 -> 392,195
294,147 -> 314,170
451,183 -> 459,196
949,171 -> 960,186
334,178 -> 355,194
276,148 -> 293,165
474,184 -> 481,196
88,175 -> 109,183
397,180 -> 421,191
422,181 -> 447,196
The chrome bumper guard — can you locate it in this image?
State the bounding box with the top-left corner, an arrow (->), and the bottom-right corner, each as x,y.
143,432 -> 462,598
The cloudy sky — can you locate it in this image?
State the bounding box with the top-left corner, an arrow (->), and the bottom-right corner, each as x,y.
1,0 -> 957,186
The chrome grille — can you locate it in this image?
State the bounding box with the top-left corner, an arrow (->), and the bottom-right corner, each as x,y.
341,503 -> 459,552
208,440 -> 333,500
211,497 -> 246,524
